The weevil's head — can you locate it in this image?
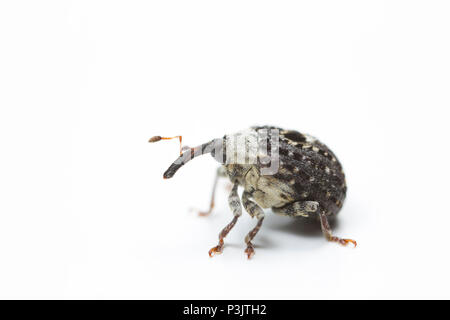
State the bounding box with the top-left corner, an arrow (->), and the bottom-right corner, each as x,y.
217,129 -> 260,181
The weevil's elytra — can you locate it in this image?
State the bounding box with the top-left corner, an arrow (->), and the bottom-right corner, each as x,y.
149,125 -> 356,259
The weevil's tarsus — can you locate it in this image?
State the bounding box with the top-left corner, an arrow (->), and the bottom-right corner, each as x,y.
208,239 -> 224,257
244,244 -> 255,259
330,237 -> 357,247
242,191 -> 265,259
244,216 -> 264,259
319,210 -> 357,248
208,215 -> 239,257
148,135 -> 183,155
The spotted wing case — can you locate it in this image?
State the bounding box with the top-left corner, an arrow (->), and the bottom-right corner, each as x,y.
252,125 -> 347,217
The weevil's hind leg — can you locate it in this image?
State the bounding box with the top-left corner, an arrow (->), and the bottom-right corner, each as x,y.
148,135 -> 183,155
209,182 -> 242,257
242,191 -> 265,259
274,202 -> 356,247
319,210 -> 357,247
197,167 -> 227,216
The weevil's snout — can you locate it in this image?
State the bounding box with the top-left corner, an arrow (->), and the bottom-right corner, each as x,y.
162,153 -> 188,179
161,139 -> 221,179
210,138 -> 226,164
163,164 -> 179,179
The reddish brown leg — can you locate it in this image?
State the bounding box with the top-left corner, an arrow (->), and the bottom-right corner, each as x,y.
319,210 -> 357,247
148,135 -> 183,155
209,216 -> 239,257
209,182 -> 242,256
198,168 -> 222,216
241,191 -> 265,259
244,217 -> 264,259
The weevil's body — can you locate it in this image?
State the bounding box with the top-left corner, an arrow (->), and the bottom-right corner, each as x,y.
221,126 -> 346,217
151,125 -> 356,259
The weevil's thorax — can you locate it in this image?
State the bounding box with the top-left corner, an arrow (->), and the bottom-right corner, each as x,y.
222,127 -> 295,208
224,128 -> 259,161
221,128 -> 259,184
223,163 -> 252,185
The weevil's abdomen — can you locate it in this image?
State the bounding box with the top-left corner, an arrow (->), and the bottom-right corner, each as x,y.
274,129 -> 347,216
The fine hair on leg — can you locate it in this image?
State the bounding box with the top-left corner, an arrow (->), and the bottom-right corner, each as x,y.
208,182 -> 242,257
319,210 -> 357,247
242,191 -> 265,259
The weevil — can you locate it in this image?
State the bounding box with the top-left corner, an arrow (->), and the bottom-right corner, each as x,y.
149,126 -> 356,259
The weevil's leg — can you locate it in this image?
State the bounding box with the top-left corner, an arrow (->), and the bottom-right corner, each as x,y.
272,201 -> 320,218
148,135 -> 183,155
242,191 -> 265,259
198,167 -> 227,216
209,182 -> 242,257
319,210 -> 357,247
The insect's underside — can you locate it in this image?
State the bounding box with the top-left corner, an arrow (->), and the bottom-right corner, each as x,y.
149,127 -> 356,259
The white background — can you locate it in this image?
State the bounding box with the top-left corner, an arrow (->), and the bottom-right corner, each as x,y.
0,1 -> 449,299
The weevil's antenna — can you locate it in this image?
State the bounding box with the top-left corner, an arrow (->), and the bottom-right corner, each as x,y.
149,135 -> 183,155
162,139 -> 221,179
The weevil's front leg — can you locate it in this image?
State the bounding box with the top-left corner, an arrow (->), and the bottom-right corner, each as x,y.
198,166 -> 227,216
242,191 -> 265,259
209,182 -> 242,257
319,210 -> 357,247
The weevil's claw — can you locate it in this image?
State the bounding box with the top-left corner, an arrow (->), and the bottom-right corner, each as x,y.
189,206 -> 213,217
198,203 -> 214,216
244,244 -> 255,259
191,197 -> 214,217
208,246 -> 222,257
331,237 -> 357,248
344,239 -> 357,247
209,239 -> 224,257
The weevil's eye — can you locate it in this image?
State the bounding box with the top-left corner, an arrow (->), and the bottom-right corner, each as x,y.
210,138 -> 226,164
